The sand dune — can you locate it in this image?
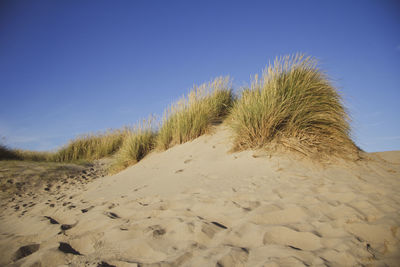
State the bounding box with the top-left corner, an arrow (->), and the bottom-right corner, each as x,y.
1,125 -> 399,266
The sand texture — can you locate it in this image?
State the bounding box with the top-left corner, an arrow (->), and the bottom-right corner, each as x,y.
1,126 -> 399,266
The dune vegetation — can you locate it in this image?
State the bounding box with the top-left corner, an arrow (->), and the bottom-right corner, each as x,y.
0,144 -> 20,161
0,129 -> 127,163
0,144 -> 52,161
229,54 -> 357,158
156,76 -> 234,150
53,129 -> 127,162
110,119 -> 156,173
0,77 -> 233,167
1,54 -> 359,170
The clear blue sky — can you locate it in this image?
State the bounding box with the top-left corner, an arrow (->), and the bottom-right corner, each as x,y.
1,0 -> 399,152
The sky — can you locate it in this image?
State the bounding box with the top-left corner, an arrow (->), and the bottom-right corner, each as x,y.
0,0 -> 399,152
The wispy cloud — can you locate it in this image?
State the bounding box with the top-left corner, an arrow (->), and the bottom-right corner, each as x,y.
0,119 -> 69,151
1,134 -> 62,151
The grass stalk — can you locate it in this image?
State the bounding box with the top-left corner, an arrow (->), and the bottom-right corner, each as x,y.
110,118 -> 156,173
157,76 -> 234,150
229,53 -> 357,158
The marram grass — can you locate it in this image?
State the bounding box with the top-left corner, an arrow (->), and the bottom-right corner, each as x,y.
229,54 -> 358,158
0,143 -> 53,161
1,55 -> 359,166
1,130 -> 126,163
110,119 -> 156,173
0,144 -> 20,160
13,150 -> 53,161
157,76 -> 234,150
53,129 -> 127,162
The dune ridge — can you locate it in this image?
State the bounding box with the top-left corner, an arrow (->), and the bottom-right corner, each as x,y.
1,125 -> 399,266
2,54 -> 359,174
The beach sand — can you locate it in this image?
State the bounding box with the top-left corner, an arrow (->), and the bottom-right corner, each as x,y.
1,125 -> 399,266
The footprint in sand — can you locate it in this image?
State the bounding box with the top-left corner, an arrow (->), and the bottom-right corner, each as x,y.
201,221 -> 227,239
58,242 -> 81,255
97,261 -> 116,267
216,247 -> 249,267
81,206 -> 94,213
225,223 -> 266,248
148,225 -> 166,238
13,244 -> 40,261
44,216 -> 59,224
105,211 -> 120,219
263,226 -> 322,251
211,221 -> 228,229
61,221 -> 77,231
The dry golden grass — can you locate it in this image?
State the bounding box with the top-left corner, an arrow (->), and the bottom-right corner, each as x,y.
13,150 -> 53,161
229,54 -> 358,158
110,119 -> 156,173
53,129 -> 127,162
157,76 -> 234,150
0,144 -> 52,161
2,55 -> 359,166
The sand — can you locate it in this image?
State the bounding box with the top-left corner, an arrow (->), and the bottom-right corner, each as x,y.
0,125 -> 399,266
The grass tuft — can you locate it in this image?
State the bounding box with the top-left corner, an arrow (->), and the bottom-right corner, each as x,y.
157,76 -> 234,150
0,144 -> 20,160
229,53 -> 358,158
14,150 -> 53,161
53,129 -> 127,162
0,143 -> 53,161
110,119 -> 156,173
2,55 -> 359,164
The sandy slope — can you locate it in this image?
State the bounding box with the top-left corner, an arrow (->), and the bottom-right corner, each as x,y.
0,126 -> 399,267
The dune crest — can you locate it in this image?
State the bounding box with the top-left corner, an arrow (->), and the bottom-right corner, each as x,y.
1,125 -> 399,266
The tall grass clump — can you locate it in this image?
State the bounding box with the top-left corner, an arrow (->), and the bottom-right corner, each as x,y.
53,129 -> 127,162
0,144 -> 20,160
14,150 -> 53,161
0,143 -> 53,161
229,54 -> 357,158
157,76 -> 234,150
110,119 -> 156,173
